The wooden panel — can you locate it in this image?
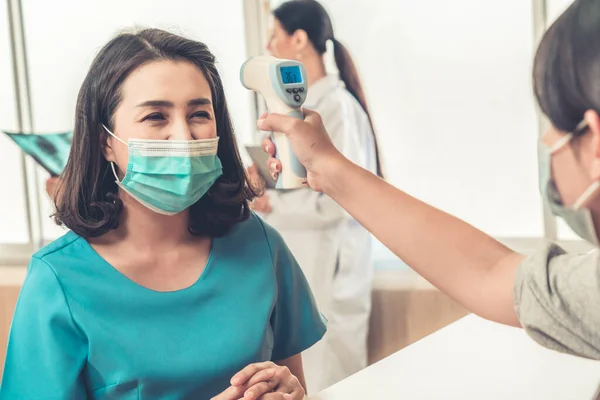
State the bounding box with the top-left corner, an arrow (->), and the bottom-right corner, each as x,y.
0,285 -> 21,379
368,271 -> 469,364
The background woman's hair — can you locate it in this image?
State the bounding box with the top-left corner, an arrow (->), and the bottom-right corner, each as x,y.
533,0 -> 600,136
274,0 -> 384,178
54,28 -> 259,238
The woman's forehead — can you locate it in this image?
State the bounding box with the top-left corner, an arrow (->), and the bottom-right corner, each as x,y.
120,60 -> 212,107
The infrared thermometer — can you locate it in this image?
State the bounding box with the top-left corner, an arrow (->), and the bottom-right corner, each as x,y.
240,56 -> 307,189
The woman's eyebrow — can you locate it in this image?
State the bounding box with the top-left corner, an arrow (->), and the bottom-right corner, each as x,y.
136,98 -> 212,108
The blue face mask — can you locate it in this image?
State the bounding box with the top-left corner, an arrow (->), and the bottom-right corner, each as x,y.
103,125 -> 223,215
538,121 -> 600,245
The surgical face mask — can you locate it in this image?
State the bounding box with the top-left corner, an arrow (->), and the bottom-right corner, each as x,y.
538,122 -> 600,245
103,125 -> 223,215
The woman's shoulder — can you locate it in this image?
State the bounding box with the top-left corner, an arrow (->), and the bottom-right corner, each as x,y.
34,231 -> 82,258
224,212 -> 280,238
220,212 -> 284,252
317,85 -> 368,123
31,231 -> 88,273
18,232 -> 84,299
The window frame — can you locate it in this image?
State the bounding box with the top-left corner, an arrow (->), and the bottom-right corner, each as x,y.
1,0 -> 586,267
0,0 -> 272,266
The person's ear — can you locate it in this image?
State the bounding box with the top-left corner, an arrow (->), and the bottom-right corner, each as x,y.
584,109 -> 600,180
291,29 -> 310,55
103,132 -> 117,163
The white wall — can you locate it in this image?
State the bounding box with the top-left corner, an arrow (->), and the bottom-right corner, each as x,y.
1,0 -> 576,246
271,0 -> 543,238
18,0 -> 253,240
547,0 -> 575,22
0,6 -> 29,244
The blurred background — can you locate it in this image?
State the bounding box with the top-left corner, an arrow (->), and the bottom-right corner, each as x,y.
0,0 -> 587,383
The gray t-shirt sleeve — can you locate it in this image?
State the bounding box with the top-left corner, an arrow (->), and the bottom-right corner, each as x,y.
514,240 -> 600,359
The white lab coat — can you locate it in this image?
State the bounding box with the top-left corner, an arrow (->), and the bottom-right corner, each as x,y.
262,75 -> 377,393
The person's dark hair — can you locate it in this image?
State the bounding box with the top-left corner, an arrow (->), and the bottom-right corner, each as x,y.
54,28 -> 259,238
533,0 -> 599,137
274,0 -> 384,178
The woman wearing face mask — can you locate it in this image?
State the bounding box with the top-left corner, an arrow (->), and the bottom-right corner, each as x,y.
261,0 -> 600,360
0,29 -> 325,400
249,0 -> 384,391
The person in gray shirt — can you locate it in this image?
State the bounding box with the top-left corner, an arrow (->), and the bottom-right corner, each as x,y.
259,0 -> 600,360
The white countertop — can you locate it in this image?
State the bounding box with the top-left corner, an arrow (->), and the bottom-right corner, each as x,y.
310,315 -> 600,399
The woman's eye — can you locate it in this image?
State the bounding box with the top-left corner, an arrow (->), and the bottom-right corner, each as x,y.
192,111 -> 211,120
143,112 -> 166,121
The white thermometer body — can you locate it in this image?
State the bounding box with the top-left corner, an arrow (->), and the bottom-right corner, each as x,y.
241,56 -> 307,189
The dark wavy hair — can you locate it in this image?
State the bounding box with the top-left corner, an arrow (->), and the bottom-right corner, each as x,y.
533,0 -> 600,136
54,28 -> 259,238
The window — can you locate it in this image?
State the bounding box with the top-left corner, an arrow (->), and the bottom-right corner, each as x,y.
2,0 -> 574,263
1,1 -> 259,260
273,0 -> 543,238
547,0 -> 574,22
17,0 -> 253,242
0,5 -> 29,244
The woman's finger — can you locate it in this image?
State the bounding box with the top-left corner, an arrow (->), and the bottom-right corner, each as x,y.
243,379 -> 278,400
245,367 -> 277,387
273,374 -> 300,394
255,393 -> 290,400
231,362 -> 276,386
262,137 -> 276,157
290,387 -> 304,400
268,158 -> 281,174
266,156 -> 281,181
210,384 -> 245,400
284,387 -> 304,400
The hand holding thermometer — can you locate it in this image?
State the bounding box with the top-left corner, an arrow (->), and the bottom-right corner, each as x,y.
240,56 -> 308,189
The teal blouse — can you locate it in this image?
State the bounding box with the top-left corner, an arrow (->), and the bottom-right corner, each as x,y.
0,214 -> 326,399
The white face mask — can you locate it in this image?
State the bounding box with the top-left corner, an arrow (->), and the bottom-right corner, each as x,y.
538,121 -> 600,245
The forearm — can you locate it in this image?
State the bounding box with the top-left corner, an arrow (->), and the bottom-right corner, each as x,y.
323,157 -> 524,326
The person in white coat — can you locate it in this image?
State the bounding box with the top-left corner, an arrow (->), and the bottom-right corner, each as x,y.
249,0 -> 384,393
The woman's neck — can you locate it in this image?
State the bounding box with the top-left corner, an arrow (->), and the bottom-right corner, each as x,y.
303,55 -> 327,87
108,192 -> 193,250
